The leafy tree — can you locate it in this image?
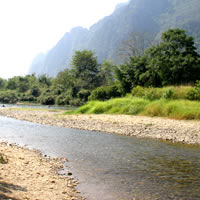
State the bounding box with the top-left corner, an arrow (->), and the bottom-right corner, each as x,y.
145,29 -> 200,86
38,75 -> 52,88
53,69 -> 75,91
71,50 -> 101,90
99,60 -> 115,86
0,78 -> 6,90
6,77 -> 19,90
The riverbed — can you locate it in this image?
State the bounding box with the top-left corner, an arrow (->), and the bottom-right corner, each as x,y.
1,115 -> 200,200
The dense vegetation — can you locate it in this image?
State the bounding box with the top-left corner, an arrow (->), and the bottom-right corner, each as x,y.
68,97 -> 200,120
1,29 -> 200,115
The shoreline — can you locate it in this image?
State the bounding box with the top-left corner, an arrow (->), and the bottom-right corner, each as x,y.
0,108 -> 200,144
0,142 -> 83,200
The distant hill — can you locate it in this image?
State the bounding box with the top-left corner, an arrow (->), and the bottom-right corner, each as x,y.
29,0 -> 200,77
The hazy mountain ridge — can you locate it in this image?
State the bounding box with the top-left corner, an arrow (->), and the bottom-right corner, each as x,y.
29,0 -> 200,77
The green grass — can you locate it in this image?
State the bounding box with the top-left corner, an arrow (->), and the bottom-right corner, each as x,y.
66,97 -> 200,120
131,85 -> 193,100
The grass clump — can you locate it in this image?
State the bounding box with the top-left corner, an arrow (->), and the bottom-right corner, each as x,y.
131,86 -> 193,100
66,97 -> 150,115
67,96 -> 200,120
143,99 -> 200,120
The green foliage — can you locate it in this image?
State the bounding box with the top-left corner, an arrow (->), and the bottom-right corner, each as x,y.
68,96 -> 200,120
55,93 -> 71,105
69,98 -> 82,106
186,80 -> 200,100
77,89 -> 91,102
0,78 -> 6,90
116,29 -> 200,91
0,90 -> 19,104
6,77 -> 18,90
53,69 -> 75,90
88,84 -> 122,101
132,86 -> 192,100
99,60 -> 116,86
39,89 -> 56,105
144,29 -> 200,86
38,75 -> 52,87
28,85 -> 41,97
143,99 -> 200,120
71,50 -> 101,90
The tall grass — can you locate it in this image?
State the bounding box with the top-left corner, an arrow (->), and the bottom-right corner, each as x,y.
66,97 -> 200,120
131,85 -> 193,100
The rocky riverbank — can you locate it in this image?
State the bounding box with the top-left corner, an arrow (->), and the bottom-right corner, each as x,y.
0,108 -> 200,144
0,142 -> 83,200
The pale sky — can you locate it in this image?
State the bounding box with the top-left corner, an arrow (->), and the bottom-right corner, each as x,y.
0,0 -> 128,79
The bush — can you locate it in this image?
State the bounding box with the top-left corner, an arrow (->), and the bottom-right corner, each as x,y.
28,85 -> 41,97
0,90 -> 19,103
162,88 -> 174,99
39,89 -> 56,105
131,86 -> 146,97
20,93 -> 36,102
132,86 -> 193,100
69,98 -> 82,106
40,95 -> 55,105
186,81 -> 200,100
55,94 -> 73,105
77,89 -> 91,102
89,84 -> 122,101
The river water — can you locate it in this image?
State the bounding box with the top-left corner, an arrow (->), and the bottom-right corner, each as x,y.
0,115 -> 200,200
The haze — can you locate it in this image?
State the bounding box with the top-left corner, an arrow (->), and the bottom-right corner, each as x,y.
0,0 -> 128,79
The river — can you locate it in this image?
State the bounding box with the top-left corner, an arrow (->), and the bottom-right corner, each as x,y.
0,115 -> 200,200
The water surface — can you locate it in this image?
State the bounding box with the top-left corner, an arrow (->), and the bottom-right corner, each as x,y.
0,116 -> 200,200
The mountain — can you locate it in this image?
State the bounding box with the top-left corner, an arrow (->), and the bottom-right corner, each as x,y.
29,53 -> 46,76
29,0 -> 200,77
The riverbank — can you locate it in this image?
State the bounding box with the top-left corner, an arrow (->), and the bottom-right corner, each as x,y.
0,108 -> 200,144
0,142 -> 82,200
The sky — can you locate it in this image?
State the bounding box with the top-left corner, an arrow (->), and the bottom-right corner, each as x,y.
0,0 -> 128,79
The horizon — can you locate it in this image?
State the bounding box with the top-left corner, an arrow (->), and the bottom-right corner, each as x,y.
0,0 -> 128,79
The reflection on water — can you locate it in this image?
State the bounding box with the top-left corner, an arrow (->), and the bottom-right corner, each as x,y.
0,116 -> 200,200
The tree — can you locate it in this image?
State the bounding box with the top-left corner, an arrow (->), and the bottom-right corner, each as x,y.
145,29 -> 200,86
38,75 -> 52,88
115,29 -> 200,90
71,50 -> 101,90
53,69 -> 75,91
0,78 -> 6,90
99,60 -> 115,86
6,77 -> 19,90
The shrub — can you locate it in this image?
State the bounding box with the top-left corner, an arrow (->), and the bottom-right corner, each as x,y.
186,81 -> 200,100
144,88 -> 162,100
162,88 -> 174,99
132,86 -> 193,100
0,90 -> 19,103
20,94 -> 36,102
40,95 -> 55,105
77,89 -> 91,102
69,98 -> 82,106
89,84 -> 122,101
131,86 -> 146,97
55,94 -> 73,105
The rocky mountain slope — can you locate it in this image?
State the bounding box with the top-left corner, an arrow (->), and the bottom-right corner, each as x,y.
29,0 -> 200,77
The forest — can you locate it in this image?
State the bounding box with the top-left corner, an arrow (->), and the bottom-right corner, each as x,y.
1,29 -> 200,110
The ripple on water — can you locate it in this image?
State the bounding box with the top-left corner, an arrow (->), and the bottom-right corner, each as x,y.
0,116 -> 200,200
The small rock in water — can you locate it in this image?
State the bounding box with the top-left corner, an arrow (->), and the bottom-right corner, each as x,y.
68,172 -> 72,176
